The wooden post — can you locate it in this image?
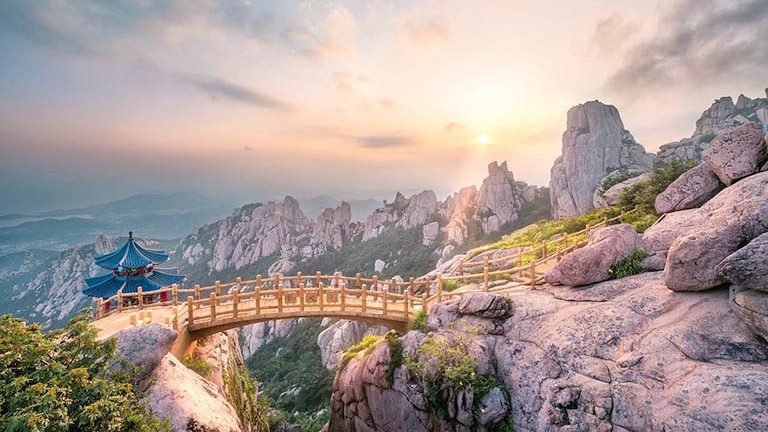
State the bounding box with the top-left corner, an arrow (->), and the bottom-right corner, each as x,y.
557,247 -> 563,262
530,261 -> 536,290
194,284 -> 200,300
118,288 -> 124,312
236,277 -> 242,292
299,283 -> 305,312
255,285 -> 261,314
437,276 -> 443,303
422,289 -> 428,310
210,293 -> 217,321
517,250 -> 524,278
97,298 -> 103,319
275,274 -> 281,291
484,256 -> 489,269
563,232 -> 568,248
404,290 -> 410,319
483,265 -> 490,292
459,261 -> 464,281
256,274 -> 262,290
423,279 -> 430,297
356,273 -> 361,289
383,289 -> 388,315
172,284 -> 178,306
340,282 -> 346,311
373,275 -> 379,291
138,287 -> 143,310
316,271 -> 321,288
585,223 -> 591,237
361,284 -> 367,313
215,280 -> 221,296
319,282 -> 324,310
233,288 -> 239,318
277,282 -> 283,313
334,272 -> 340,288
188,297 -> 194,325
391,278 -> 398,295
409,277 -> 415,300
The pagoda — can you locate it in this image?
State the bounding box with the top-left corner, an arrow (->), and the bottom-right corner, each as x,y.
83,232 -> 185,312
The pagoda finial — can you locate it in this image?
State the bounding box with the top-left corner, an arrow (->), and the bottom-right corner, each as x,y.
129,231 -> 133,239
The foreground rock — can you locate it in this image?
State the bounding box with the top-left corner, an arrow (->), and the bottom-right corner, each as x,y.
654,163 -> 724,214
549,101 -> 655,218
701,122 -> 767,185
664,197 -> 768,291
148,354 -> 243,432
715,232 -> 768,292
545,224 -> 644,286
318,319 -> 387,369
111,324 -> 177,383
641,209 -> 705,270
329,273 -> 768,431
730,287 -> 768,341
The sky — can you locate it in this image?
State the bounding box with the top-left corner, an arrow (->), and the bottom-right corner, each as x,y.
1,0 -> 767,213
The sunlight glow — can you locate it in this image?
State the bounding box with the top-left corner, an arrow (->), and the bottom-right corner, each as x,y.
476,134 -> 489,145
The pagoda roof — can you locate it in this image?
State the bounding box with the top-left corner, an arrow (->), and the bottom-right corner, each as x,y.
94,232 -> 169,270
83,268 -> 184,298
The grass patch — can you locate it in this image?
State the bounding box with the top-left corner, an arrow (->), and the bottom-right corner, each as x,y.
442,279 -> 463,292
338,335 -> 383,372
410,310 -> 429,332
182,356 -> 213,377
609,249 -> 648,279
385,333 -> 404,388
618,159 -> 697,210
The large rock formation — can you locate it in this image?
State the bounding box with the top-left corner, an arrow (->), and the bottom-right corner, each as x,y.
317,319 -> 388,369
653,163 -> 724,214
178,196 -> 312,272
476,161 -> 527,233
701,122 -> 767,186
362,191 -> 438,241
306,202 -> 354,257
329,277 -> 768,431
715,232 -> 768,292
549,101 -> 655,218
545,224 -> 644,287
657,92 -> 768,165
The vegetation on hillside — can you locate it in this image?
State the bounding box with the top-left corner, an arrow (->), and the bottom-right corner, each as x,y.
601,170 -> 640,191
0,310 -> 169,432
246,319 -> 333,432
618,159 -> 697,210
609,249 -> 649,279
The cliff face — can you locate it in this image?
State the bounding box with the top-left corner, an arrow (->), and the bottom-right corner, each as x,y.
549,101 -> 656,219
329,281 -> 768,432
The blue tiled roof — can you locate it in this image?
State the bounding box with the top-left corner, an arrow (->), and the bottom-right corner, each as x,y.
82,269 -> 185,298
94,232 -> 169,270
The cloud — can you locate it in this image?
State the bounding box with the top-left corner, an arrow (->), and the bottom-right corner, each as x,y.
442,122 -> 464,133
354,135 -> 415,149
243,146 -> 255,152
603,0 -> 768,94
179,75 -> 291,110
592,13 -> 639,55
403,17 -> 449,42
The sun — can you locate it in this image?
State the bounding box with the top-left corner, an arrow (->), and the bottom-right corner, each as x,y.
475,134 -> 489,145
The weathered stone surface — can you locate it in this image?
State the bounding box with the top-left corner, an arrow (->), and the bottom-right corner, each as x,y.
730,287 -> 768,341
549,101 -> 655,218
422,221 -> 439,246
654,163 -> 724,214
238,319 -> 299,358
148,354 -> 243,432
308,202 -> 352,256
699,170 -> 768,212
330,272 -> 768,432
716,232 -> 768,292
457,292 -> 510,318
665,197 -> 768,291
545,224 -> 644,286
701,122 -> 767,185
477,161 -> 525,233
363,191 -> 437,241
374,259 -> 386,273
317,319 -> 387,370
111,324 -> 177,383
478,387 -> 509,425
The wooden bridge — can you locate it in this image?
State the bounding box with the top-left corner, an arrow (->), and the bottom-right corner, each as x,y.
91,209 -> 634,354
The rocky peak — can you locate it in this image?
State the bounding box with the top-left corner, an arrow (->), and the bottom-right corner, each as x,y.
178,196 -> 312,272
94,234 -> 114,255
307,202 -> 353,256
362,190 -> 438,241
549,100 -> 656,218
658,89 -> 768,164
477,161 -> 525,233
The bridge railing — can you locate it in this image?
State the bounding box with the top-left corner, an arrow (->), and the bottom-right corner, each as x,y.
93,207 -> 637,326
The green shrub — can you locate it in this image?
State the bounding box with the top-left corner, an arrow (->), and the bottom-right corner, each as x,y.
601,170 -> 640,191
223,354 -> 270,432
618,159 -> 697,210
442,279 -> 462,292
185,418 -> 220,432
182,356 -> 213,377
338,335 -> 383,372
410,311 -> 429,332
609,249 -> 648,279
385,333 -> 404,388
0,310 -> 169,432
